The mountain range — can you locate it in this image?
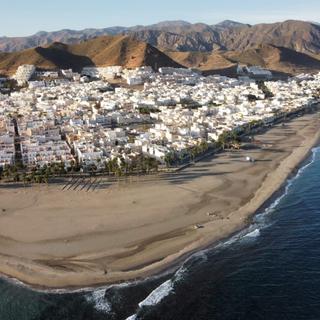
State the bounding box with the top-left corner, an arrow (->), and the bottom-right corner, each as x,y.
1,19 -> 320,77
0,20 -> 246,52
1,20 -> 320,55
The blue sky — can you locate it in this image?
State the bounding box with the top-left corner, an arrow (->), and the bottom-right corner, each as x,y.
1,0 -> 320,37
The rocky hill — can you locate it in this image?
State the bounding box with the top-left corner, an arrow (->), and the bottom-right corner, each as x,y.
166,44 -> 320,76
219,20 -> 320,55
0,35 -> 182,75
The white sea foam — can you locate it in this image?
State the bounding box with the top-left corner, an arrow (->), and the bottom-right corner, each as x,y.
126,315 -> 137,320
244,228 -> 260,238
85,288 -> 111,313
173,266 -> 187,282
134,266 -> 186,312
138,279 -> 173,308
189,250 -> 208,263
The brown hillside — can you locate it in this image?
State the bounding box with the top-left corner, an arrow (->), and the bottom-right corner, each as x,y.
167,45 -> 320,76
0,45 -> 93,75
225,45 -> 320,75
166,51 -> 234,70
0,35 -> 182,75
69,35 -> 181,69
220,20 -> 320,55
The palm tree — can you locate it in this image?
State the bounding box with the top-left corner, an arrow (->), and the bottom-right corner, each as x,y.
164,153 -> 174,168
105,160 -> 113,174
144,157 -> 151,174
104,161 -> 110,175
69,160 -> 76,173
191,148 -> 197,163
127,161 -> 134,175
45,165 -> 52,177
3,165 -> 11,180
115,166 -> 123,178
13,173 -> 20,182
96,158 -> 102,171
44,173 -> 49,184
108,158 -> 118,176
34,175 -> 41,184
194,145 -> 202,156
51,163 -> 59,175
22,173 -> 27,186
59,161 -> 66,175
30,172 -> 36,183
199,141 -> 208,153
179,152 -> 185,164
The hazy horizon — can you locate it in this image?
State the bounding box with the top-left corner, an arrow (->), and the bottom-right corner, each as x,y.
1,0 -> 320,37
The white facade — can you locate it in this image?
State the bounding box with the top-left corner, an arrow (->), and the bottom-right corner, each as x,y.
13,65 -> 36,85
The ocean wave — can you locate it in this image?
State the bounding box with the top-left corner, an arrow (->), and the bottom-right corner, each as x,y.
215,225 -> 262,249
126,267 -> 186,317
188,250 -> 208,263
85,288 -> 111,313
138,279 -> 174,308
244,228 -> 260,238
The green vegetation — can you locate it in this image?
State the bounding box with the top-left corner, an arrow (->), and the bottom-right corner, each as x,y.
1,79 -> 25,93
312,87 -> 320,99
164,152 -> 176,168
164,140 -> 210,167
0,162 -> 70,184
138,107 -> 160,114
216,130 -> 242,150
104,156 -> 159,176
257,80 -> 274,99
247,94 -> 259,102
208,102 -> 222,108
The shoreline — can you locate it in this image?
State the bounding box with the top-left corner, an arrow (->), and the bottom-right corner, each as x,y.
0,144 -> 317,295
0,111 -> 320,290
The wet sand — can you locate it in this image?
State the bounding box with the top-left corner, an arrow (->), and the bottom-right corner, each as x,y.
0,112 -> 320,289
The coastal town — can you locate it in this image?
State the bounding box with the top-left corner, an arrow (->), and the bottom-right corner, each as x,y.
3,0 -> 320,316
0,64 -> 320,180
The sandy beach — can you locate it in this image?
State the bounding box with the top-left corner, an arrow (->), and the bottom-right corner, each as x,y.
0,111 -> 320,289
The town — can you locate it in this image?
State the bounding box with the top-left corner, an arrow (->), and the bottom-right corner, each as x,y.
0,64 -> 319,181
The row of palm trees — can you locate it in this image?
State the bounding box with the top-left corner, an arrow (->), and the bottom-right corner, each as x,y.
0,162 -> 70,184
162,129 -> 244,169
0,155 -> 161,184
164,140 -> 210,167
0,165 -> 49,184
102,156 -> 159,176
216,130 -> 242,150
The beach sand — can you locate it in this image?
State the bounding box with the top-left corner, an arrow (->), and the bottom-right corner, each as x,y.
0,111 -> 320,289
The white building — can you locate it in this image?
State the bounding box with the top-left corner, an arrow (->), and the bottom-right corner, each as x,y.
13,65 -> 36,85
